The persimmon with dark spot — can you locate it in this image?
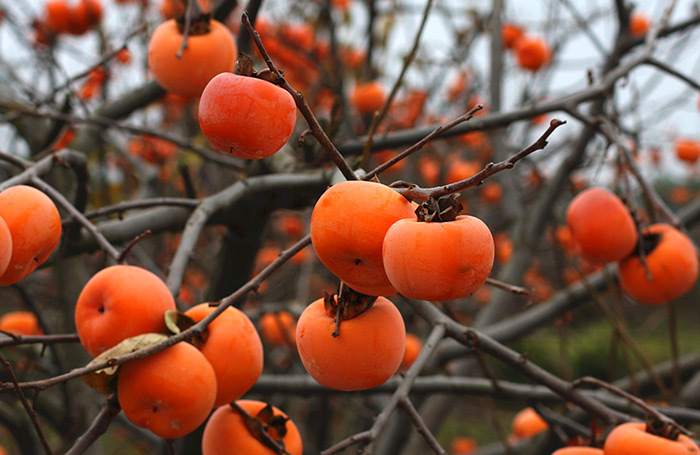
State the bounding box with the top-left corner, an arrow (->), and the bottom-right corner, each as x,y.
618,223 -> 699,305
310,180 -> 415,296
198,73 -> 297,159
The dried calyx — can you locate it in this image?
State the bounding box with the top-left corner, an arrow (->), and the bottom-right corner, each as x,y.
415,194 -> 464,222
236,53 -> 285,85
645,417 -> 682,441
324,282 -> 377,337
636,231 -> 662,257
175,13 -> 212,35
230,402 -> 291,453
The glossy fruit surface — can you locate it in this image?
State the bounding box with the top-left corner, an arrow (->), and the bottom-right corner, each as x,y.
515,36 -> 551,71
618,224 -> 699,305
75,265 -> 176,357
296,296 -> 405,391
383,215 -> 494,301
604,422 -> 699,455
202,400 -> 303,455
565,187 -> 637,264
118,342 -> 217,439
148,19 -> 237,98
198,73 -> 297,159
0,311 -> 42,336
185,303 -> 263,407
310,180 -> 415,296
0,185 -> 61,286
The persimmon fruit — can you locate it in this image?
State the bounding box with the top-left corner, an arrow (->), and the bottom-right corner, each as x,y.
202,400 -> 303,455
296,296 -> 405,391
551,448 -> 603,455
512,407 -> 549,439
515,36 -> 551,71
0,185 -> 62,286
0,311 -> 42,336
451,437 -> 478,454
198,73 -> 297,159
400,333 -> 422,371
565,187 -> 637,264
618,223 -> 699,305
604,422 -> 699,455
310,180 -> 415,296
75,265 -> 176,357
383,215 -> 494,301
45,0 -> 71,34
502,23 -> 525,49
118,341 -> 217,439
351,81 -> 386,115
674,139 -> 700,164
185,303 -> 264,407
629,12 -> 651,37
148,18 -> 237,98
259,311 -> 297,346
0,216 -> 12,278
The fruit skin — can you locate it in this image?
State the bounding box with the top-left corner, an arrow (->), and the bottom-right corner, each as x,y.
0,185 -> 61,286
75,265 -> 176,357
618,224 -> 699,305
502,23 -> 525,49
603,422 -> 700,455
512,407 -> 548,438
0,311 -> 43,336
565,187 -> 638,264
202,400 -> 303,455
184,303 -> 264,407
351,81 -> 386,115
515,36 -> 551,71
0,216 -> 12,278
551,448 -> 603,455
674,139 -> 700,164
198,73 -> 297,159
259,311 -> 297,346
296,296 -> 405,391
310,180 -> 416,296
118,342 -> 217,439
382,215 -> 494,301
451,437 -> 478,454
148,19 -> 237,98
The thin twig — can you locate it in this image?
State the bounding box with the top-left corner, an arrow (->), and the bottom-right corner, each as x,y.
399,397 -> 447,455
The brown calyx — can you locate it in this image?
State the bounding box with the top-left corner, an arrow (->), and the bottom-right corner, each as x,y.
230,402 -> 290,452
415,194 -> 464,222
324,282 -> 377,338
637,231 -> 662,257
645,417 -> 681,441
175,13 -> 212,35
235,53 -> 285,85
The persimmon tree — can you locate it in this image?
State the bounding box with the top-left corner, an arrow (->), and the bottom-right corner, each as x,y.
1,0 -> 700,454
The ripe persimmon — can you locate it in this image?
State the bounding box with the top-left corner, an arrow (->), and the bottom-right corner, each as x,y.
674,139 -> 700,164
502,23 -> 525,49
618,224 -> 699,305
75,265 -> 176,357
67,0 -> 102,35
512,407 -> 549,439
515,36 -> 551,71
551,448 -> 603,455
451,437 -> 478,454
629,12 -> 650,37
296,295 -> 405,391
148,18 -> 237,98
310,180 -> 415,296
185,303 -> 263,407
0,311 -> 42,336
351,80 -> 386,115
0,216 -> 11,278
259,311 -> 296,346
400,333 -> 422,371
604,422 -> 699,455
198,73 -> 297,159
480,181 -> 502,204
383,214 -> 494,301
0,185 -> 61,286
445,159 -> 481,185
565,187 -> 637,264
202,400 -> 303,455
118,341 -> 217,439
45,0 -> 71,34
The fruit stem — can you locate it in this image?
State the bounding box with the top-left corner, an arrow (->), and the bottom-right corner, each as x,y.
324,283 -> 377,338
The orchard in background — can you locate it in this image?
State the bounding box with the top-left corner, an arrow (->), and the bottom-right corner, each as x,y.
1,0 -> 700,454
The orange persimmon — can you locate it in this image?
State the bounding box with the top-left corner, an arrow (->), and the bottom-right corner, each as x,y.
515,36 -> 551,71
604,422 -> 699,455
674,139 -> 700,164
618,223 -> 699,305
512,407 -> 549,439
296,296 -> 405,391
551,448 -> 603,455
0,311 -> 42,336
400,333 -> 422,371
259,311 -> 297,346
565,187 -> 637,264
629,12 -> 650,37
351,81 -> 386,115
310,180 -> 415,296
502,23 -> 525,49
383,215 -> 494,301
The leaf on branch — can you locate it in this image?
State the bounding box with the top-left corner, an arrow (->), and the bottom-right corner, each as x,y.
81,333 -> 168,394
